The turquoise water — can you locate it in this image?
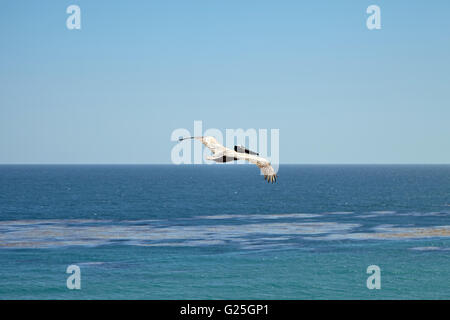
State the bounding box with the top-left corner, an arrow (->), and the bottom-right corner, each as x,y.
0,165 -> 449,299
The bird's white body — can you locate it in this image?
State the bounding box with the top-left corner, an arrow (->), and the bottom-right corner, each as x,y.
179,136 -> 278,183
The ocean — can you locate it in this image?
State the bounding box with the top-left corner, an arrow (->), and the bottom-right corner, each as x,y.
0,164 -> 449,299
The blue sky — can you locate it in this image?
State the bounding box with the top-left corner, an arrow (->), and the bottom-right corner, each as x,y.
1,0 -> 449,164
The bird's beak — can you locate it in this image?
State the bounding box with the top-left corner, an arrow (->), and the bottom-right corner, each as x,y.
178,136 -> 203,142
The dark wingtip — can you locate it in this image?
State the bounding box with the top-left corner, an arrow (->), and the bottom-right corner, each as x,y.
264,175 -> 278,184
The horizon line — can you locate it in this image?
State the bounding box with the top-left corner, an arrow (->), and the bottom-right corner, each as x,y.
0,163 -> 449,166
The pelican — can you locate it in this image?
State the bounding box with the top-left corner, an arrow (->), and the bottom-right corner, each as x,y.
178,136 -> 278,183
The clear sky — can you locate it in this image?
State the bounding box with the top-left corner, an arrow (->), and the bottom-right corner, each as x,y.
1,0 -> 449,164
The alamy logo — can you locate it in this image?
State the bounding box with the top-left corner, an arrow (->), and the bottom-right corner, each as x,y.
66,265 -> 81,290
170,121 -> 279,174
366,5 -> 381,30
66,5 -> 81,30
366,265 -> 381,289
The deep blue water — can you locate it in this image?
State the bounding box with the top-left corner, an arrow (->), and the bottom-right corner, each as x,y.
0,165 -> 449,299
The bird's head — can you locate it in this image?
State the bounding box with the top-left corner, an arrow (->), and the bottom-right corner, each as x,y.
201,136 -> 219,145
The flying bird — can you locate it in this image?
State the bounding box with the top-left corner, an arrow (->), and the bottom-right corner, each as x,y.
178,136 -> 278,183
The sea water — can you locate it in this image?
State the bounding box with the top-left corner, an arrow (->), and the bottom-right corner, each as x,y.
0,165 -> 449,299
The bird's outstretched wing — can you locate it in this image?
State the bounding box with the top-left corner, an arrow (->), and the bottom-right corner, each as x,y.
207,153 -> 237,163
232,151 -> 278,183
234,145 -> 259,155
258,161 -> 278,183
